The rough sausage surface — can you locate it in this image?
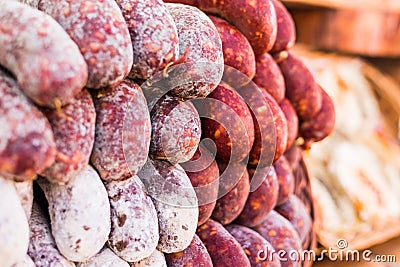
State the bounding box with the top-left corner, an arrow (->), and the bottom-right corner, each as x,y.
164,0 -> 277,55
253,53 -> 286,103
0,0 -> 87,107
198,82 -> 255,163
137,159 -> 198,253
130,250 -> 167,267
0,70 -> 55,181
196,219 -> 251,267
149,95 -> 201,163
165,3 -> 224,98
91,80 -> 151,181
40,89 -> 96,184
116,0 -> 179,80
38,166 -> 111,262
28,203 -> 75,267
32,0 -> 133,89
76,247 -> 129,267
164,234 -> 213,267
209,15 -> 256,82
106,175 -> 159,262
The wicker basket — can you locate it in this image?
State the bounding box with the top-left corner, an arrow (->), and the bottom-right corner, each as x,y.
292,45 -> 400,253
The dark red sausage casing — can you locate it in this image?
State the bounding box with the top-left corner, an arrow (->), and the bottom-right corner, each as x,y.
91,80 -> 151,182
40,90 -> 95,184
0,69 -> 55,181
196,219 -> 251,267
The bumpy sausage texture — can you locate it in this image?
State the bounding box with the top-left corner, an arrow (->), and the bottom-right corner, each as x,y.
212,161 -> 250,225
149,95 -> 201,164
209,15 -> 256,85
130,250 -> 166,267
236,166 -> 279,227
40,89 -> 96,184
180,144 -> 220,226
0,69 -> 55,181
106,175 -> 159,262
38,166 -> 111,262
91,80 -> 151,182
164,234 -> 213,267
164,0 -> 277,55
164,3 -> 224,99
196,219 -> 251,267
197,82 -> 255,163
28,203 -> 75,267
116,0 -> 179,80
137,159 -> 198,253
22,0 -> 133,89
0,0 -> 87,107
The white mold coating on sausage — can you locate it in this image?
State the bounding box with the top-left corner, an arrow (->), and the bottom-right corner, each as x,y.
137,159 -> 198,253
40,89 -> 96,184
76,247 -> 129,267
130,250 -> 167,267
11,254 -> 35,267
0,68 -> 55,180
14,180 -> 34,220
0,177 -> 30,267
35,0 -> 133,88
38,166 -> 111,262
0,1 -> 87,107
28,203 -> 76,267
106,175 -> 159,262
165,3 -> 224,98
116,0 -> 179,80
91,80 -> 151,182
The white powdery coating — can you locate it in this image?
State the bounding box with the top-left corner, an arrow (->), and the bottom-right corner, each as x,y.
116,0 -> 179,80
41,90 -> 96,184
137,159 -> 198,253
28,204 -> 75,267
0,70 -> 55,179
38,166 -> 111,262
11,254 -> 35,267
150,95 -> 201,163
0,1 -> 87,107
76,247 -> 129,267
37,0 -> 133,88
14,180 -> 34,220
106,176 -> 159,262
92,80 -> 151,181
165,3 -> 224,98
130,250 -> 166,267
0,177 -> 30,267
